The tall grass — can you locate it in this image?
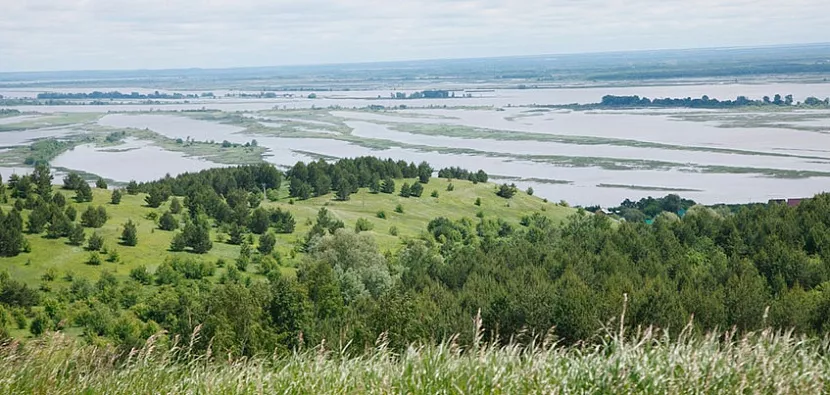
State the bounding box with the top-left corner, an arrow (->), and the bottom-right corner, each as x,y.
1,321 -> 828,394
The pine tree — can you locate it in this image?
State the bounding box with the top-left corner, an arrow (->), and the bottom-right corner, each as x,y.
26,204 -> 50,234
258,232 -> 276,255
159,211 -> 179,231
0,209 -> 25,256
125,180 -> 139,195
67,225 -> 86,246
410,182 -> 424,197
381,178 -> 396,194
417,161 -> 433,184
110,189 -> 122,205
170,233 -> 186,252
121,220 -> 138,246
62,173 -> 84,190
335,179 -> 352,201
169,197 -> 182,214
399,183 -> 411,198
31,163 -> 53,198
182,216 -> 212,253
51,191 -> 66,208
74,182 -> 93,203
95,178 -> 108,189
86,232 -> 104,251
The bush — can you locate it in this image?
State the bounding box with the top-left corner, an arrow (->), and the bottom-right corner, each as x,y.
389,226 -> 399,236
395,204 -> 404,214
475,197 -> 482,206
41,268 -> 57,282
129,266 -> 152,285
431,190 -> 439,198
447,183 -> 455,192
526,187 -> 534,196
86,252 -> 102,266
106,249 -> 119,263
376,211 -> 387,219
95,178 -> 108,189
355,218 -> 374,233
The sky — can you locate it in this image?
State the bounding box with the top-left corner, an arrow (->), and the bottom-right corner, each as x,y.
0,0 -> 828,72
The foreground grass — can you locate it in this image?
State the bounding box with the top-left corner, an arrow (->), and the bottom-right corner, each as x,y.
1,326 -> 827,394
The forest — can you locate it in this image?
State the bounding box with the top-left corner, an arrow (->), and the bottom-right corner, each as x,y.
0,159 -> 830,362
555,93 -> 830,109
35,91 -> 205,100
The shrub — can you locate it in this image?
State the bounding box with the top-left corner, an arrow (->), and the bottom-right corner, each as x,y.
389,226 -> 399,236
129,266 -> 152,285
431,190 -> 439,198
376,211 -> 387,219
41,268 -> 57,282
86,252 -> 102,266
526,187 -> 534,196
395,204 -> 404,214
475,197 -> 482,206
446,183 -> 455,192
355,218 -> 374,233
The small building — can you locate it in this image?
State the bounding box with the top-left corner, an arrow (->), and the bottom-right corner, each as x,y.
787,198 -> 810,207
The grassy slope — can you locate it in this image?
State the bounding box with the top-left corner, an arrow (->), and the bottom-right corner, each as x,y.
0,178 -> 576,288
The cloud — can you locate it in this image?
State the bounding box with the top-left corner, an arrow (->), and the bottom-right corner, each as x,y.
0,0 -> 827,71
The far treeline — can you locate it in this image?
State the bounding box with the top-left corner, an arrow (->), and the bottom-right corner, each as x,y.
5,158 -> 830,359
35,91 -> 211,100
551,93 -> 830,110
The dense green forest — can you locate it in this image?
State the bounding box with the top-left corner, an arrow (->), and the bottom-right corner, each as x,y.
1,159 -> 830,361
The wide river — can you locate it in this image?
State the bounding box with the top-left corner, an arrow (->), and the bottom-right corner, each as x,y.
4,83 -> 830,207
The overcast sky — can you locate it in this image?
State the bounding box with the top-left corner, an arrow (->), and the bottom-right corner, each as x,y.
1,0 -> 827,72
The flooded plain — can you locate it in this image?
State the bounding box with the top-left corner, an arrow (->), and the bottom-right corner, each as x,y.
6,82 -> 830,206
51,139 -> 219,182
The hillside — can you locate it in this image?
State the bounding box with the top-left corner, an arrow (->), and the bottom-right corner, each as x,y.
0,177 -> 574,288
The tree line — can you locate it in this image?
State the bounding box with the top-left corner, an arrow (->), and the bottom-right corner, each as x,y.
552,94 -> 830,110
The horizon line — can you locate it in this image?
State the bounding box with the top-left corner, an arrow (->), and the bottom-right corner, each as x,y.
2,41 -> 829,75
